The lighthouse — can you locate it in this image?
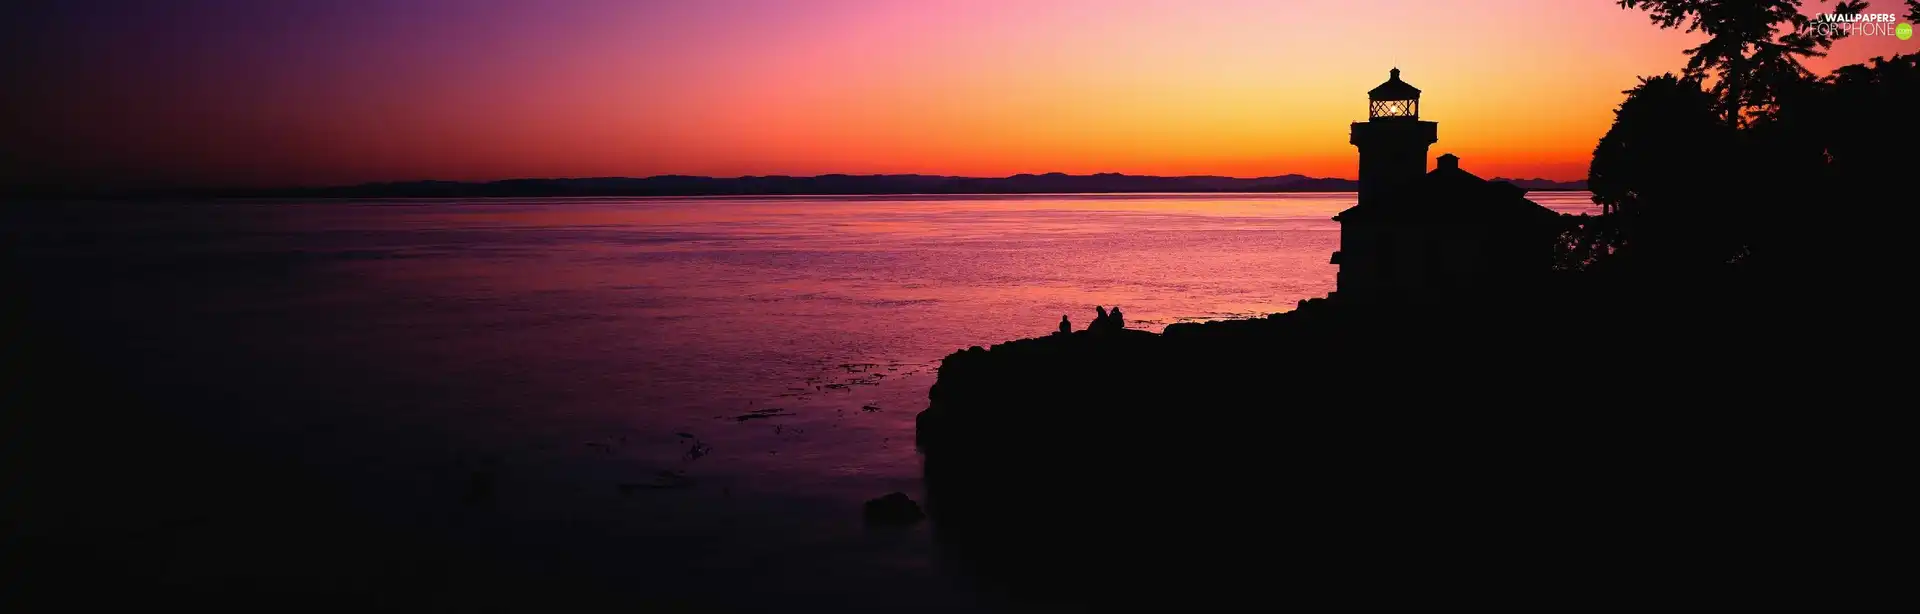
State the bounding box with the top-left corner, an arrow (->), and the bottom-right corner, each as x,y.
1349,68 -> 1437,207
1331,68 -> 1562,303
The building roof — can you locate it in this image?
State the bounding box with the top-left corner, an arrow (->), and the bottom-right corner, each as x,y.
1368,68 -> 1422,101
1337,154 -> 1561,226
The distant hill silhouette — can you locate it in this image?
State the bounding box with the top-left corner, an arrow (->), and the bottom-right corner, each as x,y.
4,173 -> 1393,199
5,173 -> 1592,200
1487,177 -> 1588,191
279,173 -> 1368,198
3,170 -> 1589,199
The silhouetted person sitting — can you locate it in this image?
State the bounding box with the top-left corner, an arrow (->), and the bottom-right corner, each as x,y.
1088,305 -> 1127,332
1058,315 -> 1072,335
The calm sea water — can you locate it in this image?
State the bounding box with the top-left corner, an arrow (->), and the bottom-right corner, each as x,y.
8,192 -> 1596,610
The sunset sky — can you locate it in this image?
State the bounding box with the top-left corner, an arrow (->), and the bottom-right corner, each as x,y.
3,0 -> 1913,187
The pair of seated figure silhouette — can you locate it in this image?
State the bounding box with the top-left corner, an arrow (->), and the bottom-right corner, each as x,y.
1058,305 -> 1123,334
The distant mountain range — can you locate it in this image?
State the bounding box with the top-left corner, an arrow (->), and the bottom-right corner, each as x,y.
276,173 -> 1358,197
1487,177 -> 1592,192
7,173 -> 1588,199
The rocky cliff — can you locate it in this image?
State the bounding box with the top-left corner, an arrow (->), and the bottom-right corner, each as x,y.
912,281 -> 1870,606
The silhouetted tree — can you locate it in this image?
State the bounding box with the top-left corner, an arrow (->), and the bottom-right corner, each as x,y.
1588,74 -> 1747,268
1553,215 -> 1615,272
1619,0 -> 1867,127
1588,1 -> 1915,274
1814,53 -> 1920,185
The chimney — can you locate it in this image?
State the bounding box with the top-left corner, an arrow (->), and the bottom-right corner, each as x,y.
1436,153 -> 1460,171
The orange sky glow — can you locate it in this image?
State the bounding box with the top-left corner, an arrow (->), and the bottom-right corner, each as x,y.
4,0 -> 1914,186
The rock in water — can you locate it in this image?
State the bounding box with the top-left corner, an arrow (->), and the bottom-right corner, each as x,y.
863,492 -> 925,526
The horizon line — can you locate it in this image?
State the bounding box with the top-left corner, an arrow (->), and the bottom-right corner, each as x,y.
3,170 -> 1591,198
340,170 -> 1595,184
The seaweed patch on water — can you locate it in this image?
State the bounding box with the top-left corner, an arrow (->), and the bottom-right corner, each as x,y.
734,408 -> 795,421
619,470 -> 694,493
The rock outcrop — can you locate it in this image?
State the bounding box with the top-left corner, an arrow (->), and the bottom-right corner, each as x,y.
914,284 -> 1852,606
862,492 -> 925,526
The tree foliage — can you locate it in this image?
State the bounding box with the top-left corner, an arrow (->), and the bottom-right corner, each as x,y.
1618,0 -> 1867,126
1817,54 -> 1920,183
1586,74 -> 1746,269
1578,1 -> 1919,274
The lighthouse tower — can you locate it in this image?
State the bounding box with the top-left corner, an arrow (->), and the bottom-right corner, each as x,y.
1349,68 -> 1437,206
